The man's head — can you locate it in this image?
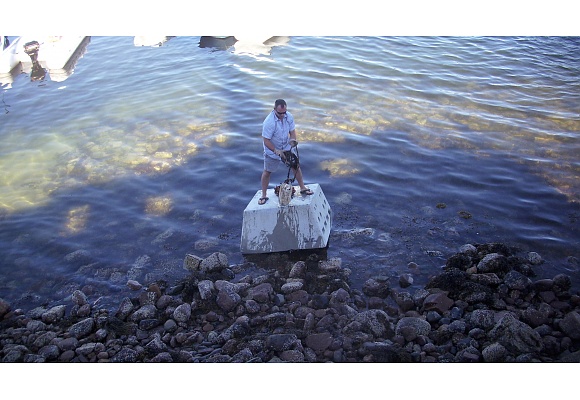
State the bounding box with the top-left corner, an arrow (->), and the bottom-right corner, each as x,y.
274,99 -> 287,119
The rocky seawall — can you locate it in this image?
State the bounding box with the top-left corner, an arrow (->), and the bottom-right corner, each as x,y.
1,242 -> 579,362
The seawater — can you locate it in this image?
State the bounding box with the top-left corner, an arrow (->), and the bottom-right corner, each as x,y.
1,36 -> 579,310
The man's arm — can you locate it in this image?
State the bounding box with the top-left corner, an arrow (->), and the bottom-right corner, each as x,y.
263,137 -> 276,153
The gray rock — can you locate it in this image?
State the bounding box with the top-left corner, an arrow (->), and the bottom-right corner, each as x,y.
281,281 -> 303,294
482,342 -> 507,362
244,299 -> 261,314
266,334 -> 299,352
76,342 -> 97,356
33,331 -> 58,349
68,318 -> 95,339
26,320 -> 47,333
150,352 -> 173,362
399,273 -> 414,288
126,280 -> 143,291
355,309 -> 394,338
423,292 -> 454,314
248,282 -> 274,303
488,313 -> 543,354
394,291 -> 415,312
477,253 -> 508,274
145,334 -> 168,356
71,290 -> 88,306
459,244 -> 477,254
111,348 -> 139,362
527,252 -> 543,265
129,304 -> 157,322
183,254 -> 203,271
56,337 -> 79,352
41,305 -> 67,324
156,295 -> 172,309
38,345 -> 60,361
470,309 -> 496,330
289,261 -> 306,278
115,297 -> 135,320
395,317 -> 431,337
173,303 -> 192,323
305,332 -> 333,352
198,280 -> 215,300
504,270 -> 532,291
216,289 -> 242,312
559,311 -> 580,340
280,350 -> 305,362
200,252 -> 229,274
362,278 -> 390,298
319,257 -> 342,272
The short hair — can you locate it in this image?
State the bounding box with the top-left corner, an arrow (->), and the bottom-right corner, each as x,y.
274,99 -> 287,109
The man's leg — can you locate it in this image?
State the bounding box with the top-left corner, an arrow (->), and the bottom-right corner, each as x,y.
294,167 -> 312,194
261,170 -> 271,199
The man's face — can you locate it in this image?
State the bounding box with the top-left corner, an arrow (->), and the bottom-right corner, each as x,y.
275,104 -> 287,119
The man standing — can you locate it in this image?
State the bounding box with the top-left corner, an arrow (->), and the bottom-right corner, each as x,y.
259,99 -> 313,205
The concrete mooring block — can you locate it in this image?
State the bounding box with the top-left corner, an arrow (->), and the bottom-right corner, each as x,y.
241,183 -> 332,254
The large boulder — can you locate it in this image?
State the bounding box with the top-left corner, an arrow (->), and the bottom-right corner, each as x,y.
488,313 -> 543,354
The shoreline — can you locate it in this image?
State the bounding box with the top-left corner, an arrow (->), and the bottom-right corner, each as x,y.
1,242 -> 579,362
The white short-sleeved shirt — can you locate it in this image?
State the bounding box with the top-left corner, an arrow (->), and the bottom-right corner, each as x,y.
262,110 -> 295,158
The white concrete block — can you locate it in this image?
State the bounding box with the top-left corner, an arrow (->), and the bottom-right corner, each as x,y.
241,183 -> 332,254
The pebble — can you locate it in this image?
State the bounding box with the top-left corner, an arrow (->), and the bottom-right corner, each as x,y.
1,243 -> 579,363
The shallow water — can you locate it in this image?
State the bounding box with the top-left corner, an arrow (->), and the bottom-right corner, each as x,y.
1,36 -> 579,310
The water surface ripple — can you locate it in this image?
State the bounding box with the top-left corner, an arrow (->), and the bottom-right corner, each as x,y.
1,36 -> 579,310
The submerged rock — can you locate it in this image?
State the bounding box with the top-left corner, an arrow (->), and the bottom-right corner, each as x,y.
1,243 -> 578,363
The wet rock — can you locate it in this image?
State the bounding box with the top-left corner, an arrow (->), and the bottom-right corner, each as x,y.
363,342 -> 412,362
247,283 -> 274,303
115,297 -> 134,320
41,305 -> 67,324
559,311 -> 580,340
423,292 -> 454,314
305,332 -> 333,352
482,342 -> 508,362
362,277 -> 390,298
488,313 -> 543,354
126,280 -> 143,291
394,291 -> 415,312
504,270 -> 532,291
399,274 -> 414,288
173,303 -> 192,323
354,309 -> 393,338
527,252 -> 543,265
183,254 -> 203,271
68,318 -> 95,339
129,304 -> 157,322
216,288 -> 242,312
198,280 -> 215,300
469,309 -> 496,330
289,261 -> 306,279
266,334 -> 299,352
395,317 -> 431,337
477,253 -> 509,275
281,282 -> 304,294
71,290 -> 88,306
200,252 -> 229,274
111,348 -> 139,362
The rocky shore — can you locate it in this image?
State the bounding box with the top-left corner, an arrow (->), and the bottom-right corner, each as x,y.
1,242 -> 579,363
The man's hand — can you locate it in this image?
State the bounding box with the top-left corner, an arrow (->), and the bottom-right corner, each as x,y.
274,148 -> 286,161
290,139 -> 298,147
